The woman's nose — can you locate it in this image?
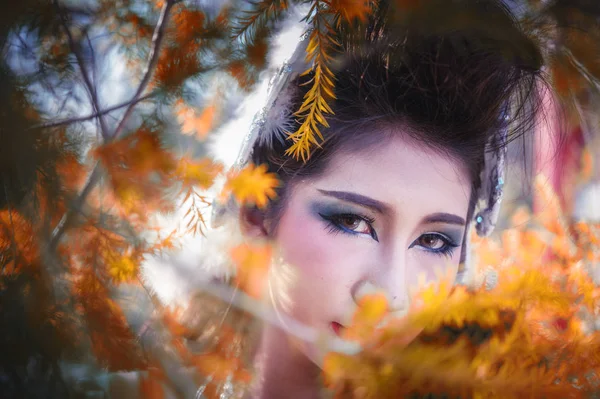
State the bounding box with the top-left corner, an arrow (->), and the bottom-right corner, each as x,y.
353,272 -> 409,314
351,240 -> 412,313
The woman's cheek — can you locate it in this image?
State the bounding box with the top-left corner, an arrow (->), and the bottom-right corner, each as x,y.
277,215 -> 344,277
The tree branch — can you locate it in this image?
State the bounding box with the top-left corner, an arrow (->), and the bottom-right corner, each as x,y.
48,0 -> 177,251
54,0 -> 111,141
112,0 -> 176,140
31,93 -> 154,130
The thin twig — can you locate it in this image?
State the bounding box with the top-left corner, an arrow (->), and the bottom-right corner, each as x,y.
54,0 -> 111,141
112,0 -> 177,140
233,0 -> 289,41
49,166 -> 101,250
31,93 -> 154,130
48,0 -> 177,251
85,32 -> 103,141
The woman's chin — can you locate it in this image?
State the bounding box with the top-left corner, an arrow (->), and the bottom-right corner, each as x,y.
292,323 -> 350,369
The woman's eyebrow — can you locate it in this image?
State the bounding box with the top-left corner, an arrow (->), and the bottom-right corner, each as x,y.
421,212 -> 466,226
316,189 -> 390,214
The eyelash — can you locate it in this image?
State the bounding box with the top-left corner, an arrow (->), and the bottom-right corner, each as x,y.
319,212 -> 460,257
410,233 -> 460,258
319,212 -> 379,241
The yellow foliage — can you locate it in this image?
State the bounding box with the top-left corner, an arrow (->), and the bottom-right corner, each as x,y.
107,251 -> 140,283
70,220 -> 144,284
343,293 -> 389,342
94,128 -> 177,218
285,2 -> 340,162
222,163 -> 279,209
176,156 -> 223,189
322,176 -> 600,398
73,269 -> 146,372
0,210 -> 38,272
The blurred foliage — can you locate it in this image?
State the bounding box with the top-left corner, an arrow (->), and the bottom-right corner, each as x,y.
325,178 -> 600,398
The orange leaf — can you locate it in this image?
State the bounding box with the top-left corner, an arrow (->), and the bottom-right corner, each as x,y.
230,242 -> 272,298
222,163 -> 279,208
107,251 -> 140,283
176,100 -> 218,140
176,157 -> 223,189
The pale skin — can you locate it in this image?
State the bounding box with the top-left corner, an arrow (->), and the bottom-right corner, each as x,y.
245,132 -> 472,398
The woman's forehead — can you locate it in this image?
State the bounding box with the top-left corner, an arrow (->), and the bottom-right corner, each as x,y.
300,136 -> 471,218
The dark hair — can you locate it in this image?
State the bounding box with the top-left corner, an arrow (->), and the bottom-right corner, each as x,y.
250,0 -> 545,230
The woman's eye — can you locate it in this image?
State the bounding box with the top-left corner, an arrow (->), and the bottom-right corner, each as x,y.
412,233 -> 459,257
338,215 -> 370,234
319,212 -> 378,241
417,233 -> 446,250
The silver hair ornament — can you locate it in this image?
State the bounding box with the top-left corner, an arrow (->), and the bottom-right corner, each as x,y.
232,30 -> 312,169
474,106 -> 511,237
211,29 -> 312,228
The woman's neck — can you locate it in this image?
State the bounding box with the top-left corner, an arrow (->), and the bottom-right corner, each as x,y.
250,324 -> 322,399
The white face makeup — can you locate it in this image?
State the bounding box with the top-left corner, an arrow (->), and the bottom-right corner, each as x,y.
265,133 -> 471,365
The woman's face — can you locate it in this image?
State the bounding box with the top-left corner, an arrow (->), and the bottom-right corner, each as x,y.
267,134 -> 471,365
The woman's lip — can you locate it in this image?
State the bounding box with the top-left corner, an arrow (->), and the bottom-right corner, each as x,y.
330,321 -> 344,336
